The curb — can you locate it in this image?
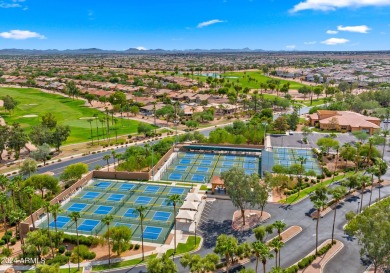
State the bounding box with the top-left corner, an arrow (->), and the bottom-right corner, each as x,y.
320,241 -> 344,273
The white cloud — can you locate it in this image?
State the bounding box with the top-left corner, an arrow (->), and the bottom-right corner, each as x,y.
304,41 -> 317,45
321,37 -> 349,45
0,30 -> 46,40
286,45 -> 296,49
291,0 -> 390,12
326,30 -> 338,34
197,19 -> 225,28
0,0 -> 26,8
337,25 -> 371,33
136,46 -> 147,51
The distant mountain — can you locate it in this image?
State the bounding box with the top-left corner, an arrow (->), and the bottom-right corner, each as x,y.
0,47 -> 268,55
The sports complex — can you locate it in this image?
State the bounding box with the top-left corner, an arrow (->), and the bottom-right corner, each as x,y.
39,179 -> 189,244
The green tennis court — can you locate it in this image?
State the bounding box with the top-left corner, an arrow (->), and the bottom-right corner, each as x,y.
38,179 -> 189,244
273,147 -> 322,175
161,152 -> 260,183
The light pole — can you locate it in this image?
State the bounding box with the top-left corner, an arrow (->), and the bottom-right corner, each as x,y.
151,145 -> 154,181
262,122 -> 268,149
194,220 -> 197,249
357,201 -> 360,214
65,244 -> 70,273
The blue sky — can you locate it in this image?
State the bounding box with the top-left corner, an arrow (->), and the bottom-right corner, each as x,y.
0,0 -> 390,50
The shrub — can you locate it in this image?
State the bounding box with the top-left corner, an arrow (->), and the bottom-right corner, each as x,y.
10,238 -> 17,245
134,244 -> 140,250
58,245 -> 66,254
0,240 -> 4,246
2,247 -> 12,257
71,245 -> 96,263
63,234 -> 99,247
46,254 -> 69,265
6,230 -> 12,236
2,235 -> 11,243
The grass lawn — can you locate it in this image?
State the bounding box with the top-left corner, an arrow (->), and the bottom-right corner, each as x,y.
0,87 -> 145,144
300,98 -> 326,107
221,71 -> 307,90
280,172 -> 356,204
200,185 -> 209,190
24,268 -> 82,273
166,236 -> 201,257
91,254 -> 157,271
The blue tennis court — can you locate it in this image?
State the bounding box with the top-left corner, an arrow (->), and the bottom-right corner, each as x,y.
223,161 -> 234,167
203,154 -> 215,159
184,153 -> 196,158
123,208 -> 138,218
78,219 -> 99,232
169,188 -> 185,195
191,174 -> 205,182
168,173 -> 183,180
197,167 -> 209,172
68,203 -> 87,212
180,159 -> 192,164
245,170 -> 256,175
49,216 -> 69,228
94,182 -> 111,189
224,155 -> 236,160
200,159 -> 212,165
153,211 -> 171,221
175,165 -> 188,172
119,183 -> 135,191
144,185 -> 160,193
107,194 -> 124,201
83,192 -> 100,199
135,196 -> 152,205
143,226 -> 162,240
243,163 -> 256,169
94,205 -> 113,215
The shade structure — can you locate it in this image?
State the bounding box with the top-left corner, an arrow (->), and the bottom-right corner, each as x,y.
185,193 -> 203,202
180,200 -> 200,211
176,210 -> 196,221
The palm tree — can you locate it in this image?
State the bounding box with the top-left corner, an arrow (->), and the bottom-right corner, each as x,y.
0,174 -> 9,191
357,175 -> 370,213
87,119 -> 94,145
50,203 -> 63,247
69,211 -> 81,270
135,205 -> 148,260
310,186 -> 328,255
44,202 -> 55,257
101,215 -> 114,265
269,238 -> 284,268
167,194 -> 183,254
23,186 -> 36,229
273,220 -> 286,240
9,209 -> 25,247
296,156 -> 307,195
93,114 -> 100,145
330,186 -> 347,243
0,192 -> 9,248
381,129 -> 389,159
252,241 -> 273,273
111,150 -> 117,169
103,154 -> 111,171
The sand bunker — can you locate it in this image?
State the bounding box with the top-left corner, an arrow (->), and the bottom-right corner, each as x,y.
0,100 -> 3,107
22,114 -> 38,118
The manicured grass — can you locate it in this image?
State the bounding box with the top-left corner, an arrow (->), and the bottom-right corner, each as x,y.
280,172 -> 355,204
200,185 -> 209,190
300,98 -> 326,107
151,181 -> 172,185
24,268 -> 82,273
91,254 -> 157,271
221,71 -> 307,90
0,87 -> 144,144
176,182 -> 193,187
166,236 -> 201,257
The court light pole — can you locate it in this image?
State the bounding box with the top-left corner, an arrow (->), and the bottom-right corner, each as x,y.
262,121 -> 268,149
357,201 -> 360,214
65,244 -> 70,273
194,219 -> 197,249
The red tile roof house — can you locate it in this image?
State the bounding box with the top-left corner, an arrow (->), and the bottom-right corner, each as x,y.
309,110 -> 380,135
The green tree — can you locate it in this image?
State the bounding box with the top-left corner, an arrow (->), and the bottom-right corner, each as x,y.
310,186 -> 328,255
273,116 -> 289,133
2,95 -> 18,113
8,123 -> 28,159
31,143 -> 51,166
167,194 -> 183,255
41,113 -> 57,130
23,229 -> 50,259
330,186 -> 347,243
356,175 -> 371,213
135,205 -> 148,260
253,226 -> 266,243
180,253 -> 220,273
214,234 -> 238,273
273,220 -> 286,240
147,253 -> 178,273
129,105 -> 140,116
51,125 -> 71,151
23,186 -> 36,229
43,202 -> 55,257
65,80 -> 80,99
221,167 -> 266,226
50,203 -> 63,246
29,125 -> 53,146
252,241 -> 273,273
0,125 -> 9,161
60,163 -> 88,187
35,264 -> 60,273
269,238 -> 284,268
20,158 -> 37,177
0,192 -> 9,247
107,225 -> 132,256
68,211 -> 81,270
24,174 -> 60,199
316,137 -> 339,155
101,215 -> 114,264
103,154 -> 111,171
138,123 -> 153,137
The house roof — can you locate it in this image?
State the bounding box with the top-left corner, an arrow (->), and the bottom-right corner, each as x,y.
320,111 -> 380,129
